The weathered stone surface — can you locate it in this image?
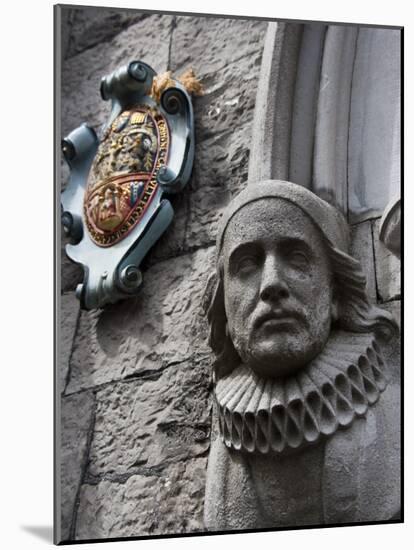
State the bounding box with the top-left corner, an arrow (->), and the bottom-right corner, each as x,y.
75,458 -> 207,539
151,124 -> 254,262
67,247 -> 214,394
289,24 -> 326,188
148,40 -> 264,262
59,293 -> 80,393
380,300 -> 401,386
373,218 -> 401,302
59,7 -> 73,61
189,51 -> 263,143
62,6 -> 149,60
149,125 -> 253,262
171,16 -> 266,77
88,358 -> 211,476
60,392 -> 95,541
145,190 -> 189,264
349,220 -> 377,302
185,129 -> 251,251
249,22 -> 303,183
61,15 -> 172,137
323,381 -> 400,524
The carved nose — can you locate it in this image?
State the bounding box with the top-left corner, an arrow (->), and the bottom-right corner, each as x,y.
259,256 -> 289,302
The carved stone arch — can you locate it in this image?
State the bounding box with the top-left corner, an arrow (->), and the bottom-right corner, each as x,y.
249,22 -> 401,248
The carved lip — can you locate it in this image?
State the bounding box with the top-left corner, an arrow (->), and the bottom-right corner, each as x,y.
254,310 -> 304,330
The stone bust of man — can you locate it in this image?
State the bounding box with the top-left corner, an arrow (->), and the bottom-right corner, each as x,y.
203,180 -> 400,530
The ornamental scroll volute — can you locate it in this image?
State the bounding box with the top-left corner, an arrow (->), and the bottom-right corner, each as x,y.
61,61 -> 202,310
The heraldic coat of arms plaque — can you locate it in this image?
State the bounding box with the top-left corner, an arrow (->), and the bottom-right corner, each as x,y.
61,61 -> 199,309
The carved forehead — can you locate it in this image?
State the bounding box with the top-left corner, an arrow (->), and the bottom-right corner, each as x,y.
222,198 -> 324,251
216,180 -> 349,256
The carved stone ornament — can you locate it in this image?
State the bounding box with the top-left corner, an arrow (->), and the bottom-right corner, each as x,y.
215,331 -> 386,454
61,61 -> 201,309
203,180 -> 400,529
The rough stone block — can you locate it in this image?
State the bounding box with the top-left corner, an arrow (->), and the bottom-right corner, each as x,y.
61,14 -> 172,137
67,247 -> 214,393
59,392 -> 95,541
148,47 -> 264,261
59,293 -> 80,393
373,219 -> 401,302
189,51 -> 263,143
145,190 -> 189,264
88,358 -> 211,476
61,6 -> 150,60
184,129 -> 252,251
170,17 -> 267,144
75,458 -> 207,539
59,7 -> 73,61
170,16 -> 266,77
349,220 -> 377,302
148,123 -> 253,262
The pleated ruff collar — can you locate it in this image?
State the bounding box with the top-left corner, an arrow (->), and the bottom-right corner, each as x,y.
215,331 -> 387,454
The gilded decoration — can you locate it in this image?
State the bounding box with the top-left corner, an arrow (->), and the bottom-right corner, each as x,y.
84,106 -> 170,246
61,60 -> 200,309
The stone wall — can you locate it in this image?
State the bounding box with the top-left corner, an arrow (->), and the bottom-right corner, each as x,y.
58,6 -> 267,542
58,7 -> 400,543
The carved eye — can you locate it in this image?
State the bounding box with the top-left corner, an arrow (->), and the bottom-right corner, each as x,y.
287,250 -> 309,270
236,255 -> 260,274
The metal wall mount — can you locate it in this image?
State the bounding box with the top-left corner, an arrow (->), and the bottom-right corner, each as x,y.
61,61 -> 195,309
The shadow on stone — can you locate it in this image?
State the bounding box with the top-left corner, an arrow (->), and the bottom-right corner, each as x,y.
95,298 -> 140,358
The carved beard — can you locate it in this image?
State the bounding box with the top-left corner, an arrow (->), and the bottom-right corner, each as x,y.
214,330 -> 387,454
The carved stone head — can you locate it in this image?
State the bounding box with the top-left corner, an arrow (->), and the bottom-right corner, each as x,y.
205,180 -> 396,382
203,180 -> 400,535
221,197 -> 333,378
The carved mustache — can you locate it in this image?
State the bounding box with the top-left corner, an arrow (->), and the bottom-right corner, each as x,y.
252,308 -> 308,330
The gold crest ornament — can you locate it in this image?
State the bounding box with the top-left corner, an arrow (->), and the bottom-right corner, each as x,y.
84,107 -> 170,246
61,61 -> 202,309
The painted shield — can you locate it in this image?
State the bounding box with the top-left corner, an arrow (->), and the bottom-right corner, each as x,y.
84,105 -> 170,247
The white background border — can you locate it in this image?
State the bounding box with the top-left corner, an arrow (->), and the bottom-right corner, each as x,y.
0,0 -> 410,548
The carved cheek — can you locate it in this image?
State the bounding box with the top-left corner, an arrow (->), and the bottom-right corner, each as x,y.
225,276 -> 257,332
284,270 -> 312,298
308,271 -> 332,320
229,283 -> 250,317
224,277 -> 241,322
